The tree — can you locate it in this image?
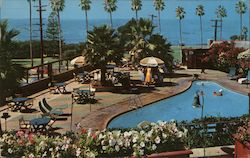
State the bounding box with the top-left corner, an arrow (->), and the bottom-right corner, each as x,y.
46,12 -> 60,57
147,34 -> 173,71
0,21 -> 24,105
153,0 -> 165,33
235,0 -> 247,40
0,20 -> 20,48
104,0 -> 117,28
80,0 -> 91,39
27,0 -> 36,67
50,0 -> 65,62
85,25 -> 123,85
131,0 -> 142,20
215,5 -> 227,40
118,18 -> 155,65
204,41 -> 244,71
195,5 -> 205,47
176,6 -> 185,46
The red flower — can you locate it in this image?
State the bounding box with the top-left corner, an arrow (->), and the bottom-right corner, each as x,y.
81,129 -> 87,134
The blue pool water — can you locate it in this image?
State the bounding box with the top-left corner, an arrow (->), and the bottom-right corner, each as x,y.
108,81 -> 248,128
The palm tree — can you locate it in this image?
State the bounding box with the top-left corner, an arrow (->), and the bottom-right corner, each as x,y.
0,20 -> 20,47
80,0 -> 91,39
118,18 -> 156,65
215,5 -> 227,40
131,0 -> 142,20
27,0 -> 36,67
176,6 -> 185,46
85,25 -> 123,85
153,0 -> 165,33
104,0 -> 117,28
235,0 -> 247,40
0,21 -> 24,105
196,5 -> 205,47
50,0 -> 65,63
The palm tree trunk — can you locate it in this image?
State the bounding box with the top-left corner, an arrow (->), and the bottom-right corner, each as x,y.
85,10 -> 88,39
135,10 -> 138,20
109,12 -> 113,28
29,0 -> 33,67
220,18 -> 222,40
200,16 -> 203,48
179,19 -> 183,46
158,10 -> 161,33
240,13 -> 242,40
57,11 -> 62,72
100,66 -> 107,85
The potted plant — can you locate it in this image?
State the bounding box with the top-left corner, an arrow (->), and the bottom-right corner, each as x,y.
234,118 -> 250,157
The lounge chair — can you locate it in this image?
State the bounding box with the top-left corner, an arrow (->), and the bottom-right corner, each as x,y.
42,98 -> 65,112
227,67 -> 236,79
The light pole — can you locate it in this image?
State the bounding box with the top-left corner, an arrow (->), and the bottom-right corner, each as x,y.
193,90 -> 205,157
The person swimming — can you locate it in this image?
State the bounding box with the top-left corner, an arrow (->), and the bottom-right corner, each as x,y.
213,89 -> 223,96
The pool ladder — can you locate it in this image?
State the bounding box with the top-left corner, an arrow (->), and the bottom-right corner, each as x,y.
129,95 -> 143,109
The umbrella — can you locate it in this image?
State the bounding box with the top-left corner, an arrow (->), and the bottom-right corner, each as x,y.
237,49 -> 250,60
70,56 -> 86,66
140,56 -> 164,67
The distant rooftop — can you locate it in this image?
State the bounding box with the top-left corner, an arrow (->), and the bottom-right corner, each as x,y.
210,40 -> 250,49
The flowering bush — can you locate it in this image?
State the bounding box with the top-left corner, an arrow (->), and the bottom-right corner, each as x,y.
234,118 -> 250,143
0,121 -> 187,158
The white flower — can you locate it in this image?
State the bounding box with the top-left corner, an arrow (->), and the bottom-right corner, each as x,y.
102,145 -> 107,150
117,139 -> 123,146
152,144 -> 157,150
162,133 -> 167,139
140,142 -> 145,148
109,139 -> 116,146
155,136 -> 161,144
49,147 -> 53,151
29,153 -> 35,158
76,148 -> 81,157
42,151 -> 47,158
115,145 -> 120,152
7,148 -> 13,154
139,149 -> 144,155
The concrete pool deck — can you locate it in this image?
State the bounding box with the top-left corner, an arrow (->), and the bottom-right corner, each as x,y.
2,68 -> 250,132
80,68 -> 250,130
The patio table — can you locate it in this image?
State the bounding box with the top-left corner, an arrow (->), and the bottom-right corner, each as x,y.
11,97 -> 33,111
54,82 -> 67,93
30,117 -> 51,132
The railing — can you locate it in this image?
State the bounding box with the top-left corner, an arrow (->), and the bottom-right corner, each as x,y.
22,58 -> 76,85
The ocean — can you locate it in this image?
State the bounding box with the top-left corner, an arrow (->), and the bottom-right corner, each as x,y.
3,0 -> 250,46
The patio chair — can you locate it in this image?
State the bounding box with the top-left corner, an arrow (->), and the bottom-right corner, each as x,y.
5,96 -> 15,111
19,117 -> 31,132
42,98 -> 65,112
48,83 -> 57,94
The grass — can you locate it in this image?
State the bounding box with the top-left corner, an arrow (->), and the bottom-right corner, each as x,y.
171,46 -> 182,63
12,57 -> 58,68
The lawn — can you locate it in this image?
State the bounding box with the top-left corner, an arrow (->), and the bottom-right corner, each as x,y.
12,57 -> 58,68
171,46 -> 182,63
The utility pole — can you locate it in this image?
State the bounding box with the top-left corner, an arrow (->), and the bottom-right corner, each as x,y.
28,0 -> 33,67
149,14 -> 157,24
211,19 -> 222,41
35,0 -> 46,78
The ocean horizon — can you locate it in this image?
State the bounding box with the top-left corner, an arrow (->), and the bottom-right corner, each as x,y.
7,18 -> 246,46
2,0 -> 250,45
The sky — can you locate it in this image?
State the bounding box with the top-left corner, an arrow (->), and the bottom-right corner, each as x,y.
0,0 -> 244,20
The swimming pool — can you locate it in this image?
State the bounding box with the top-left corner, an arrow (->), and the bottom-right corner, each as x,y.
108,81 -> 249,128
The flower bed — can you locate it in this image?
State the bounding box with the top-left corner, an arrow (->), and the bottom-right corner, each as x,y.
0,121 -> 187,158
234,118 -> 250,157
